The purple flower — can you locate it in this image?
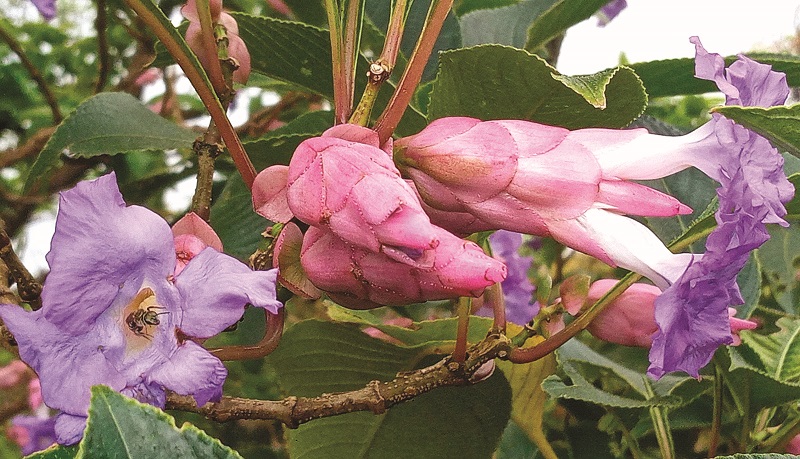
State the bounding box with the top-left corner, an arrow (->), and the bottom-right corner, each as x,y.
647,37 -> 793,378
31,0 -> 56,20
0,173 -> 282,445
8,414 -> 57,455
486,231 -> 538,325
596,0 -> 627,26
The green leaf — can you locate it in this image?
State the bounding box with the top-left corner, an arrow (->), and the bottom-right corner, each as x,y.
524,0 -> 609,51
25,92 -> 196,192
244,110 -> 334,170
712,104 -> 800,159
26,445 -> 79,459
230,14 -> 426,136
459,0 -> 558,49
231,14 -> 334,98
629,53 -> 800,99
455,0 -> 523,16
543,339 -> 701,409
428,45 -> 647,129
77,385 -> 241,458
268,320 -> 511,459
740,317 -> 800,382
326,303 -> 494,348
713,454 -> 800,458
496,352 -> 558,456
552,67 -> 621,109
757,224 -> 800,314
209,174 -> 265,261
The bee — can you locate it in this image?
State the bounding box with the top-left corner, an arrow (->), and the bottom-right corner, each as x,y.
126,306 -> 168,340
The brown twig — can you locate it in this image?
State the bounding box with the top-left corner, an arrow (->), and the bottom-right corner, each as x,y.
169,331 -> 511,426
0,127 -> 56,169
0,223 -> 42,310
0,22 -> 62,124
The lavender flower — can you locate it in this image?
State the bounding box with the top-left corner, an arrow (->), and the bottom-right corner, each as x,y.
8,414 -> 57,455
0,173 -> 282,445
647,37 -> 793,378
596,0 -> 627,26
488,231 -> 538,325
31,0 -> 56,21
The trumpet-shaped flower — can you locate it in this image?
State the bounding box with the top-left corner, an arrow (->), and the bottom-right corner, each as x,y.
0,173 -> 282,444
394,37 -> 792,377
254,124 -> 441,267
596,0 -> 626,26
300,225 -> 506,309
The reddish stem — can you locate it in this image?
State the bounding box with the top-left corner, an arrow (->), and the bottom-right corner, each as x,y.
207,308 -> 285,360
374,0 -> 453,144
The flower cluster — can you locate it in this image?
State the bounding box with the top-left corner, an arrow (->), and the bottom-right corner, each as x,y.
0,173 -> 282,444
393,38 -> 793,377
253,124 -> 506,308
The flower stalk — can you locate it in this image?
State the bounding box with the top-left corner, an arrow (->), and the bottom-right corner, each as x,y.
374,0 -> 454,144
0,225 -> 42,310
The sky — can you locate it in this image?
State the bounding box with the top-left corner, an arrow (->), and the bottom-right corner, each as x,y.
558,1 -> 800,75
15,1 -> 800,273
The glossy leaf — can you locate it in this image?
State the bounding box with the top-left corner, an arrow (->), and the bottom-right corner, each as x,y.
757,224 -> 800,314
459,0 -> 558,49
26,445 -> 79,459
24,92 -> 196,192
428,45 -> 647,129
496,347 -> 557,457
209,174 -> 266,261
78,385 -> 241,458
455,0 -> 523,16
712,104 -> 800,159
524,0 -> 609,51
268,320 -> 511,459
629,53 -> 800,99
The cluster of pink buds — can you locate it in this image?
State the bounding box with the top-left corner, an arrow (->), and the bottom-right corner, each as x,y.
253,124 -> 506,308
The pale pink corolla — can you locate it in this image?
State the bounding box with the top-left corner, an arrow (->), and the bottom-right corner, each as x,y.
395,117 -> 695,288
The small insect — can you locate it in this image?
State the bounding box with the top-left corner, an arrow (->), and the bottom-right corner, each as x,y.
126,306 -> 168,339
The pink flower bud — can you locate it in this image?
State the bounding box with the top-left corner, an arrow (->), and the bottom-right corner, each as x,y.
0,360 -> 29,388
300,225 -> 506,309
585,280 -> 757,349
172,213 -> 223,276
285,124 -> 440,267
585,280 -> 661,348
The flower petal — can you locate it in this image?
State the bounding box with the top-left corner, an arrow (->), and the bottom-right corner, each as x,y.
146,341 -> 226,406
172,212 -> 223,251
175,248 -> 281,338
54,413 -> 86,446
0,305 -> 127,415
43,173 -> 175,335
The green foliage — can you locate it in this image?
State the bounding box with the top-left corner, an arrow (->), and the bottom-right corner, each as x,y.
268,319 -> 511,458
713,104 -> 800,160
26,445 -> 79,459
24,92 -> 196,192
630,54 -> 800,99
209,174 -> 265,261
524,0 -> 609,51
76,386 -> 241,458
458,0 -> 558,49
428,45 -> 647,128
